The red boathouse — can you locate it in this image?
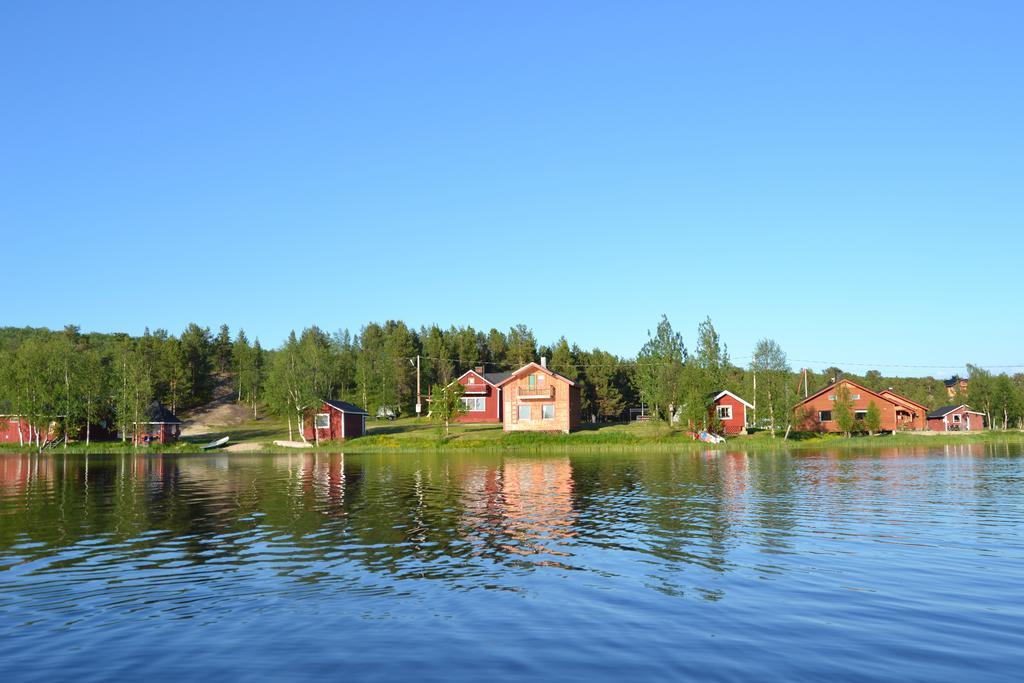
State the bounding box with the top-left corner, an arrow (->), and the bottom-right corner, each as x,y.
304,400 -> 369,442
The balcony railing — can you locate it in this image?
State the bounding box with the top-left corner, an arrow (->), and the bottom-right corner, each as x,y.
518,386 -> 554,400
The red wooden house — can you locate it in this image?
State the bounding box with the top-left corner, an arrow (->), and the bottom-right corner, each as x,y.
133,401 -> 183,445
708,390 -> 753,435
927,404 -> 986,431
454,367 -> 512,423
303,400 -> 369,442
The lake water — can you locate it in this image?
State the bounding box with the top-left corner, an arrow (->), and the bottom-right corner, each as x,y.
1,445 -> 1022,682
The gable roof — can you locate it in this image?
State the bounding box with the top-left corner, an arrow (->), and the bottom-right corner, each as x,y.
494,362 -> 576,387
142,400 -> 182,425
793,378 -> 893,409
944,375 -> 967,388
324,399 -> 369,415
879,389 -> 928,412
927,404 -> 984,419
707,390 -> 753,409
455,369 -> 513,387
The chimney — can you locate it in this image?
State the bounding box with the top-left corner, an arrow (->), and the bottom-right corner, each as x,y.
540,357 -> 547,369
475,366 -> 484,374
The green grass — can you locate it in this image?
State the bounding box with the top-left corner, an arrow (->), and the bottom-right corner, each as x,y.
3,415 -> 1023,455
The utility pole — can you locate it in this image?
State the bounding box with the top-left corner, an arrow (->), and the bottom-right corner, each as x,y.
415,355 -> 422,416
752,368 -> 757,428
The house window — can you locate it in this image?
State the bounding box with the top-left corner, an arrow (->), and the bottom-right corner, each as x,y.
819,410 -> 833,422
828,395 -> 836,401
461,396 -> 486,412
528,375 -> 537,388
315,413 -> 330,429
538,374 -> 545,383
468,376 -> 476,384
854,410 -> 867,421
952,414 -> 961,423
717,405 -> 733,420
542,404 -> 555,420
518,405 -> 531,421
851,394 -> 861,400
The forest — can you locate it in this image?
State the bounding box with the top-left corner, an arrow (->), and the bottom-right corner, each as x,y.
1,316 -> 1023,448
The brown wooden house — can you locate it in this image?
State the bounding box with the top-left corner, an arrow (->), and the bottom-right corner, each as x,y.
792,379 -> 925,433
496,359 -> 580,434
878,389 -> 928,431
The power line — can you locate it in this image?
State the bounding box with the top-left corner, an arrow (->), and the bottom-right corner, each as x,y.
404,354 -> 1024,372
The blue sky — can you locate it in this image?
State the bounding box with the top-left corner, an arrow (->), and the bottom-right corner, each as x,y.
2,1 -> 1021,375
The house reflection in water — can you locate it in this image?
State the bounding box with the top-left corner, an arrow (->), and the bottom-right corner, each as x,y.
0,454 -> 56,499
460,456 -> 577,563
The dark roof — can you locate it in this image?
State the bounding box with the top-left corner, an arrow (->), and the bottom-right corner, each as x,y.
482,371 -> 513,385
927,405 -> 964,419
144,400 -> 182,424
324,399 -> 369,415
944,375 -> 966,387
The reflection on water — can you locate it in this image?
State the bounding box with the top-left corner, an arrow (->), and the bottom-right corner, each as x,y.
1,447 -> 1022,682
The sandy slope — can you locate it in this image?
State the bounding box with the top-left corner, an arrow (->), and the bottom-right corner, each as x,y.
181,375 -> 253,437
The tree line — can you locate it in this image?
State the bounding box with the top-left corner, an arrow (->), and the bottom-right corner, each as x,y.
2,317 -> 1023,449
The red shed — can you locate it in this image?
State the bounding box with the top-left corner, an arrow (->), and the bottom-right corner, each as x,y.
132,401 -> 183,446
454,367 -> 511,423
927,404 -> 986,432
708,390 -> 753,435
304,400 -> 368,442
0,416 -> 55,446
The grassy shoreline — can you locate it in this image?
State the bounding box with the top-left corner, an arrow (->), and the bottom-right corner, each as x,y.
2,417 -> 1023,455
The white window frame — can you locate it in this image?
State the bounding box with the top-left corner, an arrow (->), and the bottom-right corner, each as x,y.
828,395 -> 836,401
952,414 -> 961,423
542,404 -> 555,420
314,413 -> 330,429
854,410 -> 868,420
819,410 -> 833,422
717,405 -> 733,420
461,396 -> 486,412
851,394 -> 861,400
518,405 -> 532,421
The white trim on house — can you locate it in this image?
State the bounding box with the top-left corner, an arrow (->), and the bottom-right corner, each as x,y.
717,405 -> 733,420
454,369 -> 499,387
710,390 -> 753,409
461,396 -> 486,412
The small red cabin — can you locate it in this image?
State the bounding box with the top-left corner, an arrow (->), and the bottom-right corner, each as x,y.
133,401 -> 183,445
927,404 -> 986,432
708,390 -> 752,435
454,367 -> 511,423
303,400 -> 368,442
